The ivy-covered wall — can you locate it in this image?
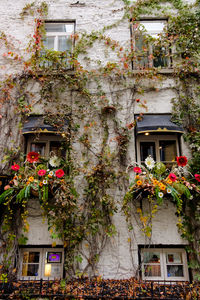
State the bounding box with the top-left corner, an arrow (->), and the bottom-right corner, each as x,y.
0,0 -> 199,281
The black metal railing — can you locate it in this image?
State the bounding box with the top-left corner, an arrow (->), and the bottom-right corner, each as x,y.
0,278 -> 199,299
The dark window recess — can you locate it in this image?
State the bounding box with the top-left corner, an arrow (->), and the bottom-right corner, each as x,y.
140,142 -> 156,161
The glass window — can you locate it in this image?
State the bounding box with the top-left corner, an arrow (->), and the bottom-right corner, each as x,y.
133,20 -> 169,69
142,249 -> 188,281
138,135 -> 179,165
140,142 -> 156,162
44,22 -> 75,52
30,142 -> 46,156
159,140 -> 177,162
20,248 -> 64,279
22,251 -> 40,277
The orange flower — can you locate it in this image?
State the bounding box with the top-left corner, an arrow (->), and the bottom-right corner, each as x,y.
135,175 -> 140,179
167,179 -> 173,185
160,184 -> 166,191
136,180 -> 142,186
39,181 -> 43,187
153,179 -> 159,185
182,177 -> 186,181
26,181 -> 30,185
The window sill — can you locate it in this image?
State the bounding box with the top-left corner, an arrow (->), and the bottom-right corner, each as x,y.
131,68 -> 175,75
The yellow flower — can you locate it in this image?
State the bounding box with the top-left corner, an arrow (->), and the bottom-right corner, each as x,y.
158,182 -> 163,188
135,175 -> 140,179
153,179 -> 159,185
136,180 -> 142,186
167,179 -> 172,185
160,184 -> 166,191
28,176 -> 34,182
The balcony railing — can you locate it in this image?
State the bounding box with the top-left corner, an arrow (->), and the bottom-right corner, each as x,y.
0,278 -> 199,299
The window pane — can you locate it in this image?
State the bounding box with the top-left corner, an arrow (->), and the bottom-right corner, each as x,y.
135,35 -> 149,68
58,36 -> 72,51
44,264 -> 62,277
167,265 -> 184,277
43,36 -> 55,50
22,264 -> 39,276
30,143 -> 46,156
23,252 -> 40,263
140,142 -> 156,161
143,252 -> 160,263
140,21 -> 166,37
159,140 -> 177,162
45,23 -> 74,33
144,265 -> 161,277
153,45 -> 168,68
166,253 -> 182,264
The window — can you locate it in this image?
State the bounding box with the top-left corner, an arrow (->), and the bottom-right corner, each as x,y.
137,134 -> 179,168
26,134 -> 66,158
20,248 -> 64,280
44,23 -> 75,52
41,22 -> 75,68
141,248 -> 189,281
131,20 -> 171,69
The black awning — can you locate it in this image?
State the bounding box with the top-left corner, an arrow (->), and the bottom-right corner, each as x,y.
136,115 -> 184,134
22,116 -> 68,134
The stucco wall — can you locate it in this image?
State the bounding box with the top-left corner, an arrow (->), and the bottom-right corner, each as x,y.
0,0 -> 193,279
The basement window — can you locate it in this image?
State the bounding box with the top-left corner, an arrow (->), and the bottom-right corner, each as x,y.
141,248 -> 189,281
131,20 -> 171,69
20,248 -> 64,280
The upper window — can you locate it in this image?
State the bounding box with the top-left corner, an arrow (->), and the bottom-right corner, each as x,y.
20,248 -> 64,280
141,248 -> 189,281
131,20 -> 171,69
43,22 -> 75,52
41,22 -> 75,68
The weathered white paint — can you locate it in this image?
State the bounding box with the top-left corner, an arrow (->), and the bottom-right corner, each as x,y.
0,0 -> 193,279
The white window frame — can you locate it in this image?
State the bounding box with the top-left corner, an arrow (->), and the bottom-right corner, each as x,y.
26,135 -> 65,158
19,248 -> 64,280
44,22 -> 75,52
131,19 -> 171,69
141,248 -> 189,281
137,134 -> 179,165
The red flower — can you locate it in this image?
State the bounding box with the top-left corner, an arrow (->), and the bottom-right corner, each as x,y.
176,156 -> 188,167
27,152 -> 39,163
133,167 -> 142,174
195,174 -> 200,182
38,169 -> 46,176
169,173 -> 177,182
11,164 -> 20,171
55,169 -> 65,178
136,99 -> 140,102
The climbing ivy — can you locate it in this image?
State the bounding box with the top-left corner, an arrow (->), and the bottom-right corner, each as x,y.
0,0 -> 199,280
